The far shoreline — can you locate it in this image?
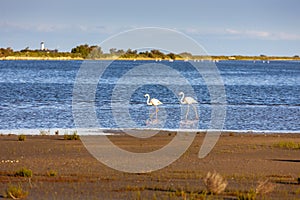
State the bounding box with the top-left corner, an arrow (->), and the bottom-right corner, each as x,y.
1,55 -> 300,61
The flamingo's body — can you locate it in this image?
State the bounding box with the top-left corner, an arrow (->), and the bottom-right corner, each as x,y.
144,94 -> 162,120
179,92 -> 199,120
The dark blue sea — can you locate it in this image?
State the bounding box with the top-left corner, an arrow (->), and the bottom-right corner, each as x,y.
0,60 -> 299,132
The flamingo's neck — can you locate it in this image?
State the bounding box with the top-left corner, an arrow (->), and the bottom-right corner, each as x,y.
146,95 -> 151,105
180,93 -> 185,104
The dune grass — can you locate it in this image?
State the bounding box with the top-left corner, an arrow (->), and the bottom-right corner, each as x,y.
15,168 -> 32,177
5,184 -> 28,199
273,141 -> 300,149
64,131 -> 80,140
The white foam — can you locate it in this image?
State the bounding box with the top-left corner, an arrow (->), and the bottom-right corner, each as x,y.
0,128 -> 109,135
0,128 -> 298,135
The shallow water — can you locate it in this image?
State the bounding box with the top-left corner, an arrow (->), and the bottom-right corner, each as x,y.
0,60 -> 299,132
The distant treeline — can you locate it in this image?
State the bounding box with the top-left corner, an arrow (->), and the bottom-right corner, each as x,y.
1,45 -> 300,60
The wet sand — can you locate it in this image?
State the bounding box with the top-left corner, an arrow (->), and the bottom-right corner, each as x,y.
0,132 -> 299,199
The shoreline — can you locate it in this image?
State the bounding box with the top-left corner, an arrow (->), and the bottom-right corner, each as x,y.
1,56 -> 300,61
1,128 -> 299,135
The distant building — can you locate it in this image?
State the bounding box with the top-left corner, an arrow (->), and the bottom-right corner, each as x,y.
40,42 -> 45,51
38,41 -> 58,53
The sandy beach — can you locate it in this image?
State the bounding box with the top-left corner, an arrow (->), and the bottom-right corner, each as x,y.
0,131 -> 299,199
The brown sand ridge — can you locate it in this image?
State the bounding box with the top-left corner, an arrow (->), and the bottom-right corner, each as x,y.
0,132 -> 299,199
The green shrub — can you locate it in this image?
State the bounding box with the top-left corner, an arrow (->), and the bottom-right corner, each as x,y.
64,131 -> 80,140
47,170 -> 57,177
15,168 -> 32,177
18,134 -> 26,141
274,141 -> 300,149
5,184 -> 28,199
237,190 -> 256,200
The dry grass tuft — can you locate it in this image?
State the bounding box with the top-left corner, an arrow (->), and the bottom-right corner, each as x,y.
17,134 -> 26,141
273,141 -> 300,149
203,171 -> 228,194
5,184 -> 29,199
237,190 -> 256,200
64,131 -> 80,140
255,179 -> 276,195
47,170 -> 57,177
15,168 -> 32,177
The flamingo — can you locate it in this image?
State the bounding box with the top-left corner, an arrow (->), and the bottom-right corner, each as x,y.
178,92 -> 199,120
144,94 -> 163,121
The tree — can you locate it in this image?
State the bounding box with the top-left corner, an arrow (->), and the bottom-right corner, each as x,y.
109,48 -> 117,55
71,44 -> 90,58
71,44 -> 102,59
0,47 -> 13,57
150,49 -> 165,58
120,49 -> 138,58
166,53 -> 176,60
87,46 -> 103,59
20,47 -> 30,53
116,49 -> 125,56
178,52 -> 193,59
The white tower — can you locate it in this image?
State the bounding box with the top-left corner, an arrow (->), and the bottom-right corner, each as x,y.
40,42 -> 45,50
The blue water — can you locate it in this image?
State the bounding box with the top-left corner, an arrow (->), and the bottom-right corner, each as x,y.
0,60 -> 299,131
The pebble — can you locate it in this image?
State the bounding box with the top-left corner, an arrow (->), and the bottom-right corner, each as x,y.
1,159 -> 20,163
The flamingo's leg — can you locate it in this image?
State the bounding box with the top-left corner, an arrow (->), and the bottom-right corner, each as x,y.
185,105 -> 190,120
149,106 -> 159,121
149,109 -> 155,120
155,106 -> 159,120
192,104 -> 199,119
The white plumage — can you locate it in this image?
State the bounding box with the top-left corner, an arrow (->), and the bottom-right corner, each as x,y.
144,94 -> 163,120
178,92 -> 199,120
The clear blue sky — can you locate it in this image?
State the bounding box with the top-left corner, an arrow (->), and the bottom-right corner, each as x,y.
1,0 -> 300,56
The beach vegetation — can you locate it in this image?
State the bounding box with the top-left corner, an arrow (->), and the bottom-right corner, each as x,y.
1,45 -> 300,61
203,171 -> 228,194
136,190 -> 141,200
47,170 -> 57,177
120,49 -> 138,59
17,134 -> 26,141
237,190 -> 256,200
255,179 -> 275,195
0,47 -> 13,57
5,184 -> 29,199
166,53 -> 176,60
178,52 -> 193,59
15,168 -> 32,177
273,141 -> 300,149
71,44 -> 103,59
64,131 -> 80,140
